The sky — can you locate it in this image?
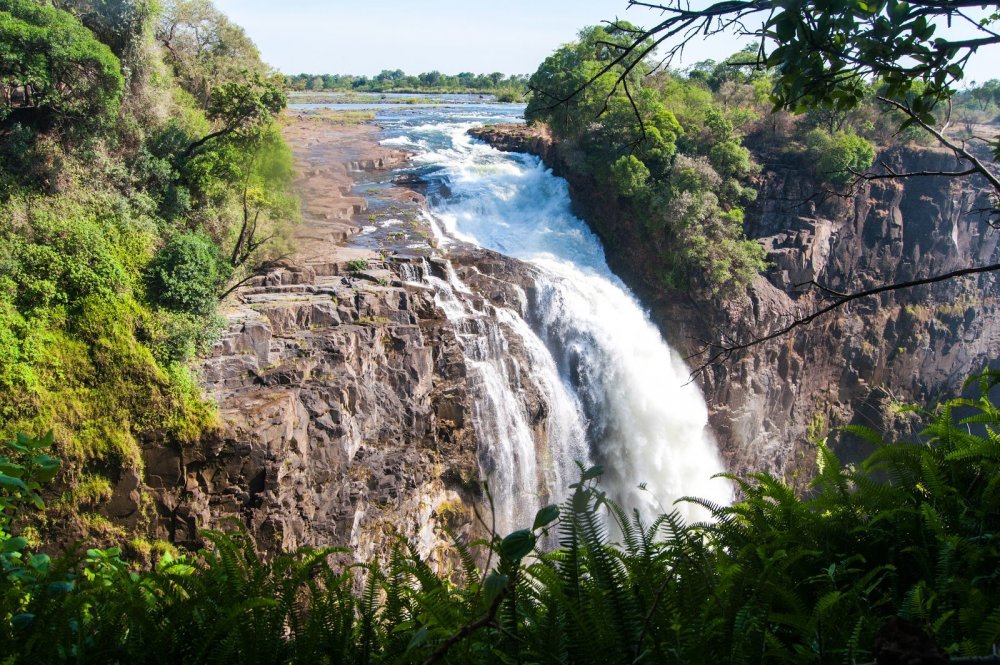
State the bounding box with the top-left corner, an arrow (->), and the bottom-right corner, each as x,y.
214,0 -> 996,84
212,0 -> 753,77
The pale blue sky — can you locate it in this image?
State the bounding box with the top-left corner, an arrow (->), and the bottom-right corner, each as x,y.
215,0 -> 995,84
213,0 -> 752,76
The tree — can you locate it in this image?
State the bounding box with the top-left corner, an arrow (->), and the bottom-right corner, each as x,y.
805,128 -> 877,185
969,78 -> 1000,111
146,231 -> 226,316
155,0 -> 265,105
182,71 -> 285,159
616,0 -> 1000,211
0,0 -> 124,135
526,22 -> 652,136
602,0 -> 1000,364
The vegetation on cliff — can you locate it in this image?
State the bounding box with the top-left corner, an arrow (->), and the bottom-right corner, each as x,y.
0,0 -> 294,540
2,370 -> 999,662
525,26 -> 769,295
522,1 -> 1000,299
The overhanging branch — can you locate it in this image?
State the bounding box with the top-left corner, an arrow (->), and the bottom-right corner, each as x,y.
691,262 -> 1000,374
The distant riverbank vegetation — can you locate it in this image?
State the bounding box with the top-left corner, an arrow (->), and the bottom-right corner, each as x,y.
0,0 -> 294,540
283,70 -> 529,102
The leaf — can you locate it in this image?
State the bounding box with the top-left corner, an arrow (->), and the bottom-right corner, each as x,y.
10,614 -> 34,630
405,626 -> 430,652
0,475 -> 28,491
2,537 -> 28,553
0,463 -> 25,476
533,504 -> 560,531
580,465 -> 604,481
483,572 -> 508,605
500,529 -> 536,562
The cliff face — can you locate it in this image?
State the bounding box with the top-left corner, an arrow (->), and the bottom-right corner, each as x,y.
472,124 -> 1000,478
145,255 -> 482,561
94,116 -> 557,561
85,118 -> 482,560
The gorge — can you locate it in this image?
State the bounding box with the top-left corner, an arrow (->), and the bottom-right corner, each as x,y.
4,1 -> 1000,660
143,101 -> 733,557
128,98 -> 1000,560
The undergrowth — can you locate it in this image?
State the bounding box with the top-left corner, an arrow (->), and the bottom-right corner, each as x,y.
2,369 -> 999,663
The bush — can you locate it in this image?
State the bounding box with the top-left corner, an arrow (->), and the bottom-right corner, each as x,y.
806,128 -> 876,185
346,259 -> 368,272
3,370 -> 1000,663
609,155 -> 650,197
146,232 -> 226,317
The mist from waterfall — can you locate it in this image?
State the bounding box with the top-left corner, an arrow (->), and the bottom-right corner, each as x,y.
380,109 -> 731,531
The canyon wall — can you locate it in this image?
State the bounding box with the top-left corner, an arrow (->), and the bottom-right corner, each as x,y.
471,124 -> 1000,479
93,118 -> 554,559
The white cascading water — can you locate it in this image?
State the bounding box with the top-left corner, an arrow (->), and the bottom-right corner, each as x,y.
382,113 -> 731,531
425,263 -> 590,532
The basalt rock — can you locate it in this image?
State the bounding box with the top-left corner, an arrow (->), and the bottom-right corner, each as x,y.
95,117 -> 494,562
472,124 -> 1000,481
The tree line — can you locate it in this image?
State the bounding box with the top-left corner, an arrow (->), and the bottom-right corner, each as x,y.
284,70 -> 528,99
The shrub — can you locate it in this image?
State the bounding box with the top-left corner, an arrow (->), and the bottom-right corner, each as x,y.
3,370 -> 1000,662
146,232 -> 226,317
346,258 -> 368,272
806,128 -> 877,185
609,155 -> 650,197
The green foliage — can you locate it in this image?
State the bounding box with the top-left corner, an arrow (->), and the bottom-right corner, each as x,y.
346,259 -> 368,272
156,0 -> 267,105
147,232 -> 226,316
0,0 -> 305,543
806,129 -> 877,185
0,0 -> 124,135
4,372 -> 1000,662
761,0 -> 989,123
284,70 -> 529,96
527,33 -> 766,295
203,73 -> 286,146
526,23 -> 650,137
609,155 -> 650,198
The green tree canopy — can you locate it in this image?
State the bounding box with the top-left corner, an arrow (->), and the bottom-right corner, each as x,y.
183,71 -> 286,159
156,0 -> 265,105
0,0 -> 124,134
625,0 -> 1000,218
526,22 -> 651,136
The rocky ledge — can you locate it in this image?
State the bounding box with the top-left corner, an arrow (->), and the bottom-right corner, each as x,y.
130,114 -> 489,562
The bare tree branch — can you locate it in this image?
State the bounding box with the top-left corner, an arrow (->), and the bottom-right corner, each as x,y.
218,256 -> 290,301
876,96 -> 1000,193
690,262 -> 1000,375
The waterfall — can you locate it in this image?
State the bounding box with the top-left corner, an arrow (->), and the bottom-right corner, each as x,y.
425,262 -> 590,534
381,113 -> 731,530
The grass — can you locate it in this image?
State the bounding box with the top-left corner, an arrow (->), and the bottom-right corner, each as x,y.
295,109 -> 375,125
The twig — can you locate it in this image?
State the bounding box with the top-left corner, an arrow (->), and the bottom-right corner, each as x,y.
692,261 -> 1000,374
420,576 -> 509,665
876,95 -> 1000,193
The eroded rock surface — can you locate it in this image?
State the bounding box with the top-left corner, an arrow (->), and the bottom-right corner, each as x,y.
472,124 -> 1000,480
141,115 -> 485,560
